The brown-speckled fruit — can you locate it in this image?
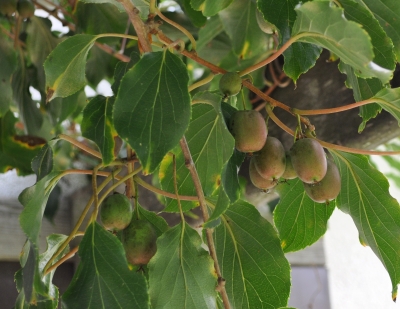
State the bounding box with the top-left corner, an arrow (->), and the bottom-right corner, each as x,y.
100,193 -> 132,231
0,0 -> 17,15
229,110 -> 267,153
253,136 -> 286,180
290,138 -> 327,184
249,158 -> 277,190
122,219 -> 157,266
219,72 -> 242,97
303,159 -> 341,203
17,0 -> 34,18
281,152 -> 297,180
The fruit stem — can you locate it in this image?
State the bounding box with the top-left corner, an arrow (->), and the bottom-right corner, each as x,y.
179,136 -> 231,309
265,104 -> 295,136
58,134 -> 102,159
44,246 -> 79,276
188,73 -> 215,92
156,8 -> 197,51
292,98 -> 376,115
240,89 -> 247,110
91,163 -> 104,223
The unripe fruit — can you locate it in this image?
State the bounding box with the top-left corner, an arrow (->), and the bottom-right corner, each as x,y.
122,219 -> 157,266
254,136 -> 286,180
17,0 -> 34,18
229,110 -> 267,153
303,159 -> 341,203
100,193 -> 132,231
0,0 -> 17,15
281,152 -> 297,180
255,9 -> 277,34
290,138 -> 327,184
219,72 -> 242,97
249,158 -> 277,190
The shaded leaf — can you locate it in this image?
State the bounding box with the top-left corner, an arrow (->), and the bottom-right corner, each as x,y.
85,45 -> 119,87
179,0 -> 207,28
292,1 -> 392,83
160,95 -> 234,212
371,88 -> 400,126
81,95 -> 116,165
0,33 -> 17,116
113,50 -> 191,174
80,0 -> 149,18
62,222 -> 149,308
274,179 -> 335,253
148,222 -> 217,309
44,34 -> 97,101
111,52 -> 140,96
221,149 -> 245,203
219,0 -> 268,59
196,15 -> 224,51
331,150 -> 400,297
31,143 -> 54,182
204,189 -> 229,228
214,200 -> 291,309
79,0 -> 125,12
48,90 -> 86,126
137,204 -> 169,237
44,184 -> 61,223
191,0 -> 233,17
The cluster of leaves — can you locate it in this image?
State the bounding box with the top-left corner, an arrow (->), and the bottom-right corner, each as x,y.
1,0 -> 400,308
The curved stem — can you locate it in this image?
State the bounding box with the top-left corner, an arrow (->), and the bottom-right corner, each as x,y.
265,105 -> 295,136
318,139 -> 400,156
188,73 -> 215,92
58,134 -> 102,159
90,163 -> 103,222
44,246 -> 79,276
156,8 -> 197,50
293,99 -> 376,115
149,0 -> 157,14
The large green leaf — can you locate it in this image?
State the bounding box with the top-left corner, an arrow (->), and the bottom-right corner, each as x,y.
338,0 -> 396,71
137,204 -> 169,237
31,143 -> 54,182
371,88 -> 400,125
0,33 -> 17,116
355,0 -> 400,60
331,151 -> 400,298
214,200 -> 291,309
113,50 -> 191,174
111,52 -> 140,96
0,111 -> 45,175
196,15 -> 224,51
62,222 -> 150,308
221,149 -> 245,203
191,0 -> 233,17
338,62 -> 383,132
44,34 -> 97,101
274,179 -> 335,253
219,0 -> 267,59
160,93 -> 234,212
148,222 -> 217,309
179,0 -> 207,28
81,96 -> 116,166
292,1 -> 392,83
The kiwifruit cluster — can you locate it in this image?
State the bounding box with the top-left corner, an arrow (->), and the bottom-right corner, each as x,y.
220,72 -> 341,204
100,193 -> 157,265
0,0 -> 34,17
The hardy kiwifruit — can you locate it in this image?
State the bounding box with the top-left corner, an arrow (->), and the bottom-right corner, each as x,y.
122,219 -> 157,266
17,0 -> 34,18
229,110 -> 267,153
254,136 -> 286,180
303,159 -> 341,203
249,158 -> 277,190
290,138 -> 327,184
100,193 -> 132,231
281,152 -> 297,180
219,72 -> 242,97
0,0 -> 17,15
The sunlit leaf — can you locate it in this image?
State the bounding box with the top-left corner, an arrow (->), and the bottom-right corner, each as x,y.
292,1 -> 392,83
62,222 -> 149,308
370,88 -> 400,126
191,0 -> 233,17
113,50 -> 191,174
331,151 -> 400,298
214,200 -> 291,308
44,34 -> 97,101
274,179 -> 335,252
148,222 -> 217,309
0,33 -> 17,116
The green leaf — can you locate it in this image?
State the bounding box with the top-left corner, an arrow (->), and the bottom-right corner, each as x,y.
44,34 -> 97,101
214,200 -> 291,309
355,0 -> 400,60
79,0 -> 125,12
0,34 -> 17,116
148,222 -> 217,309
62,222 -> 150,308
44,184 -> 62,223
0,111 -> 45,175
331,151 -> 400,297
274,179 -> 335,253
371,88 -> 400,125
179,0 -> 207,27
19,172 -> 62,246
219,0 -> 268,59
31,143 -> 54,182
292,1 -> 392,83
338,62 -> 383,132
48,90 -> 86,126
137,204 -> 169,237
204,189 -> 229,228
338,0 -> 396,71
111,52 -> 140,96
191,0 -> 233,17
113,50 -> 191,174
85,46 -> 119,87
160,96 -> 234,212
196,15 -> 224,51
221,149 -> 245,203
81,96 -> 116,166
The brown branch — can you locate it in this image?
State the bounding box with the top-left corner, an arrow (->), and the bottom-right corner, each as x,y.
44,246 -> 79,276
179,137 -> 231,309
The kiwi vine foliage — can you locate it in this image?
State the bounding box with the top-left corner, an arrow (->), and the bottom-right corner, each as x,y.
1,0 -> 400,307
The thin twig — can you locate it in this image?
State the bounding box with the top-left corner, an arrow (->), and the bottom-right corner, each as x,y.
58,134 -> 102,159
44,246 -> 79,276
179,137 -> 231,309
